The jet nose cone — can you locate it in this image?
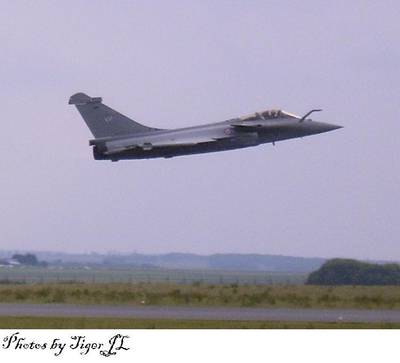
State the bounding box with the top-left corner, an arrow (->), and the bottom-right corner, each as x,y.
309,121 -> 343,134
324,123 -> 343,131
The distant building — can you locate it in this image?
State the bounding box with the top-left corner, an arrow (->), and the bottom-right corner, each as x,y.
0,258 -> 21,267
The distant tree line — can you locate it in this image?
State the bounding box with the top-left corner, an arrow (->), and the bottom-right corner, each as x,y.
307,258 -> 400,285
12,253 -> 46,266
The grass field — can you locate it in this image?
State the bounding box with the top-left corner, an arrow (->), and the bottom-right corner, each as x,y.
1,316 -> 400,329
1,282 -> 400,309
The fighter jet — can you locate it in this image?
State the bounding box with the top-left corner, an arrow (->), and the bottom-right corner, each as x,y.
69,92 -> 342,161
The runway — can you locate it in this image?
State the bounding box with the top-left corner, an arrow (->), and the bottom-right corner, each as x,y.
1,303 -> 400,323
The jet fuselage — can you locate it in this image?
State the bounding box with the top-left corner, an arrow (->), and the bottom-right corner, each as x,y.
69,93 -> 342,161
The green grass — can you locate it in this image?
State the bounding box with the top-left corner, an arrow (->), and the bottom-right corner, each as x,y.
1,316 -> 400,329
1,282 -> 400,309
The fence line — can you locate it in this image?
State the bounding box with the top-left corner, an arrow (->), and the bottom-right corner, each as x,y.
0,270 -> 307,285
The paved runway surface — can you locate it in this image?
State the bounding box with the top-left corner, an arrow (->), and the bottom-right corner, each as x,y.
1,303 -> 400,322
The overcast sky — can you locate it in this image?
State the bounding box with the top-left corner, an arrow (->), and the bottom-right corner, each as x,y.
1,1 -> 399,259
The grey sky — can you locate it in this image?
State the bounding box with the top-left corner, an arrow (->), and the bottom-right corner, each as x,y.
1,1 -> 399,259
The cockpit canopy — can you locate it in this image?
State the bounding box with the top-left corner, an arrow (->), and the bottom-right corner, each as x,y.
240,109 -> 298,122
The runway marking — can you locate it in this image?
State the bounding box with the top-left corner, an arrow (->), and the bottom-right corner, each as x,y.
1,304 -> 400,323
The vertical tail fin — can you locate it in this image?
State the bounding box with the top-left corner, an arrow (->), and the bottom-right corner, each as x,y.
69,92 -> 159,138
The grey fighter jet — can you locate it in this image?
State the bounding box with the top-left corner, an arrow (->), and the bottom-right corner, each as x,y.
69,92 -> 342,161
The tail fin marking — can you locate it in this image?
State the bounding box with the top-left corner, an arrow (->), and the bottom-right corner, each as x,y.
69,92 -> 159,138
